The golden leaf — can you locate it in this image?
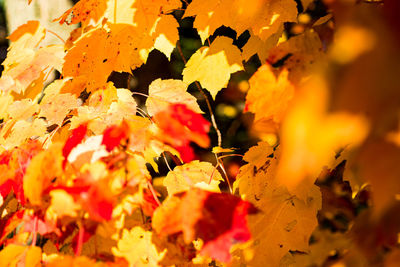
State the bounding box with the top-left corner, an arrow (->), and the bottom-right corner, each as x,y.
245,64 -> 295,133
164,160 -> 223,195
112,227 -> 164,266
182,36 -> 243,99
0,245 -> 42,266
184,0 -> 297,42
146,78 -> 202,116
233,142 -> 321,266
23,143 -> 63,206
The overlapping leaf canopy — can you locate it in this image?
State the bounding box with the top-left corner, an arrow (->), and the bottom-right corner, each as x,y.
0,0 -> 399,266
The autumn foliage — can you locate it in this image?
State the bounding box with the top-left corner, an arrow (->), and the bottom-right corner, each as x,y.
0,0 -> 399,266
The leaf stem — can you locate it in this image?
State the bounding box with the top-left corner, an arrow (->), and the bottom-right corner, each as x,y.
147,180 -> 161,206
31,215 -> 38,247
75,224 -> 84,256
46,29 -> 66,44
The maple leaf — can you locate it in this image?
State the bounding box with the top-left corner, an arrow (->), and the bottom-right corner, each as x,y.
112,227 -> 164,266
23,143 -> 63,206
39,91 -> 78,126
0,141 -> 42,204
146,78 -> 202,117
232,141 -> 322,266
268,30 -> 325,84
0,244 -> 42,266
52,176 -> 115,221
0,93 -> 13,120
182,36 -> 243,99
152,188 -> 258,262
153,103 -> 211,162
104,0 -> 181,59
56,0 -> 107,25
66,135 -> 109,169
285,229 -> 351,266
0,21 -> 64,94
63,24 -> 152,92
242,28 -> 283,63
245,63 -> 295,133
163,160 -> 223,195
70,83 -> 137,134
0,119 -> 47,150
62,124 -> 88,167
101,123 -> 129,152
184,0 -> 297,43
48,189 -> 81,218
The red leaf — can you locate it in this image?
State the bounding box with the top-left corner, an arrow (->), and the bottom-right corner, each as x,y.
101,123 -> 128,152
0,141 -> 42,204
49,176 -> 114,221
174,145 -> 196,163
154,104 -> 211,162
142,189 -> 159,217
170,104 -> 211,135
152,188 -> 258,262
62,124 -> 88,167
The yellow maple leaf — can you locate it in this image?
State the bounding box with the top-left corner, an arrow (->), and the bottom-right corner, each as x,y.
0,245 -> 42,267
182,36 -> 243,99
233,141 -> 321,266
242,28 -> 283,63
0,118 -> 46,149
88,82 -> 118,113
112,227 -> 165,266
150,15 -> 180,60
245,64 -> 295,133
146,78 -> 202,116
70,83 -> 137,134
105,0 -> 180,59
164,160 -> 223,195
39,93 -> 78,126
268,30 -> 325,84
7,98 -> 39,120
23,143 -> 63,206
184,0 -> 297,43
283,229 -> 351,266
0,20 -> 64,94
48,189 -> 81,218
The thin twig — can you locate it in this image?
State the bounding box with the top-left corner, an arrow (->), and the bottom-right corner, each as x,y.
215,154 -> 232,193
46,30 -> 66,44
147,180 -> 161,206
217,154 -> 243,160
162,152 -> 173,171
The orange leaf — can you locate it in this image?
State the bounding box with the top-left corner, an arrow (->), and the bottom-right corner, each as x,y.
56,0 -> 107,25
